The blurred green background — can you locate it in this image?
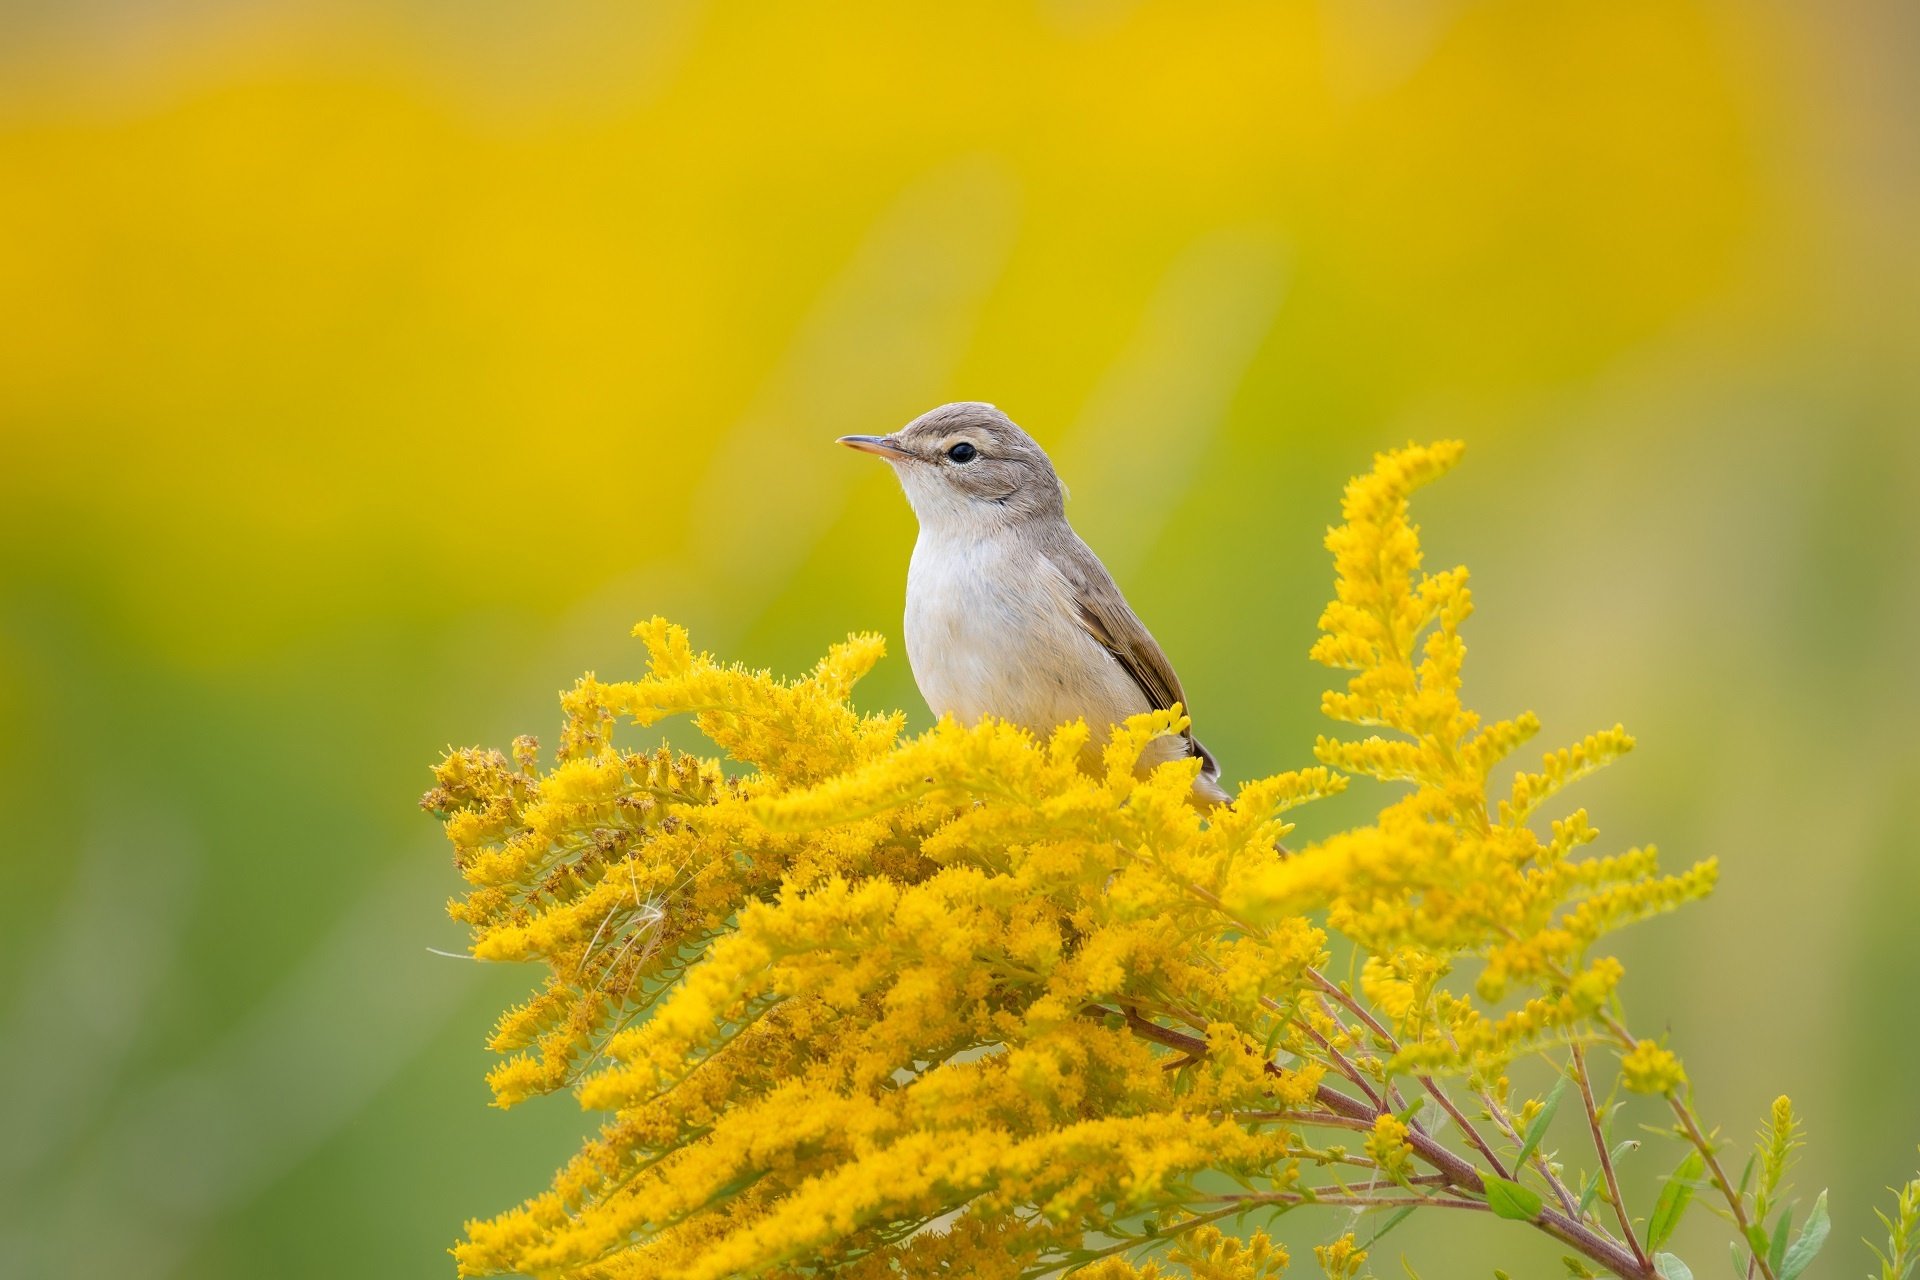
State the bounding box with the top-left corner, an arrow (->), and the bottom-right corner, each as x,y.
2,2 -> 1915,1277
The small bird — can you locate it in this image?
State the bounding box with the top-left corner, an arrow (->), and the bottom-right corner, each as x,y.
839,401 -> 1230,807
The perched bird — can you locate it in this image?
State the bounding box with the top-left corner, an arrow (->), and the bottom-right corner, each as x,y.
839,401 -> 1230,807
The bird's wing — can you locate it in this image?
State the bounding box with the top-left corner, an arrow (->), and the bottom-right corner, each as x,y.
1047,535 -> 1219,776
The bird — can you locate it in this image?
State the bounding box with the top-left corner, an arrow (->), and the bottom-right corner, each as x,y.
838,401 -> 1230,807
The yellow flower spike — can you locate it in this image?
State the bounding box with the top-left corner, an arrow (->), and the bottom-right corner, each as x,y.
1048,718 -> 1095,769
805,631 -> 891,699
749,723 -> 973,832
1755,1094 -> 1802,1223
1503,725 -> 1637,826
630,615 -> 695,667
1101,706 -> 1191,791
1543,808 -> 1601,863
1465,710 -> 1542,781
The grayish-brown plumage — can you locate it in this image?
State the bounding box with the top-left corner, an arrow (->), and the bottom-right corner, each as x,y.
839,401 -> 1229,806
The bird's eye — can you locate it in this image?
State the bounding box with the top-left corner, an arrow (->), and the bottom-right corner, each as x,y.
947,442 -> 977,463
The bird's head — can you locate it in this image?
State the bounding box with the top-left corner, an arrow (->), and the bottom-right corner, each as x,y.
839,402 -> 1065,530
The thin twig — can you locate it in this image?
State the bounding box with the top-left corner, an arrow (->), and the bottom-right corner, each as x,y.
1299,1016 -> 1389,1111
1096,1002 -> 1661,1280
1667,1089 -> 1773,1280
1315,1082 -> 1653,1279
1573,1041 -> 1651,1272
1094,938 -> 1659,1277
1558,972 -> 1776,1280
1208,1190 -> 1490,1213
1302,969 -> 1517,1181
1476,1082 -> 1582,1218
1309,991 -> 1413,1114
1228,1110 -> 1375,1131
1339,957 -> 1584,1218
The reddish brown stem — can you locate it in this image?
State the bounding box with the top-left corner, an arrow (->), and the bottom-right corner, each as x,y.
1301,969 -> 1517,1181
1087,1003 -> 1657,1280
1562,973 -> 1778,1280
1572,1042 -> 1651,1272
1318,1083 -> 1654,1280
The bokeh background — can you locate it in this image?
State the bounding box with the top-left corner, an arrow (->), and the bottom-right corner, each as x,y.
2,2 -> 1916,1277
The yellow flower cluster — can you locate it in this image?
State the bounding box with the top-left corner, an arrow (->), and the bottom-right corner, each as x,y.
1365,1113 -> 1414,1183
425,442 -> 1720,1278
430,620 -> 1337,1278
1293,441 -> 1717,1080
1079,1226 -> 1289,1280
1618,1040 -> 1687,1095
1311,1233 -> 1368,1280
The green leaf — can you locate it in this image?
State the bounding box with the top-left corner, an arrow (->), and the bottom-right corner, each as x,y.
1517,1075 -> 1571,1169
1745,1223 -> 1771,1261
1729,1239 -> 1746,1279
1778,1189 -> 1830,1280
1485,1176 -> 1544,1221
1654,1253 -> 1694,1280
1767,1208 -> 1791,1275
1262,1017 -> 1287,1062
1364,1206 -> 1417,1249
1649,1150 -> 1706,1249
1579,1172 -> 1602,1214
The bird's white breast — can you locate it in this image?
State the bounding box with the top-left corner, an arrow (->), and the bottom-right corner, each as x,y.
904,529 -> 1147,738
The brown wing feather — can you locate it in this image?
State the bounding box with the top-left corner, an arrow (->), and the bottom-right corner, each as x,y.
1047,536 -> 1221,781
1069,585 -> 1185,715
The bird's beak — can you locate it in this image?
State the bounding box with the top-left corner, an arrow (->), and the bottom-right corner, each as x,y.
837,434 -> 913,460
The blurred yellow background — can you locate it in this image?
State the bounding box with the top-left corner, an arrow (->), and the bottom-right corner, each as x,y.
2,2 -> 1915,1276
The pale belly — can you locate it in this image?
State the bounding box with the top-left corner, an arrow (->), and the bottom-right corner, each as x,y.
904,533 -> 1149,742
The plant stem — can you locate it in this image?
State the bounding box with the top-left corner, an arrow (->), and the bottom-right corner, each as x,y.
1301,969 -> 1516,1181
1210,1190 -> 1491,1213
1309,991 -> 1415,1109
1572,1041 -> 1651,1272
1667,1089 -> 1774,1280
1297,1014 -> 1389,1111
1091,1002 -> 1658,1278
1476,1082 -> 1583,1219
1574,993 -> 1777,1280
1315,1083 -> 1654,1280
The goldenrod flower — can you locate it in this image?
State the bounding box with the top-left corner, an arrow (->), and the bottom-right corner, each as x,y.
1366,1113 -> 1415,1183
1756,1094 -> 1800,1221
426,443 -> 1738,1279
1312,1232 -> 1368,1280
1618,1040 -> 1688,1095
